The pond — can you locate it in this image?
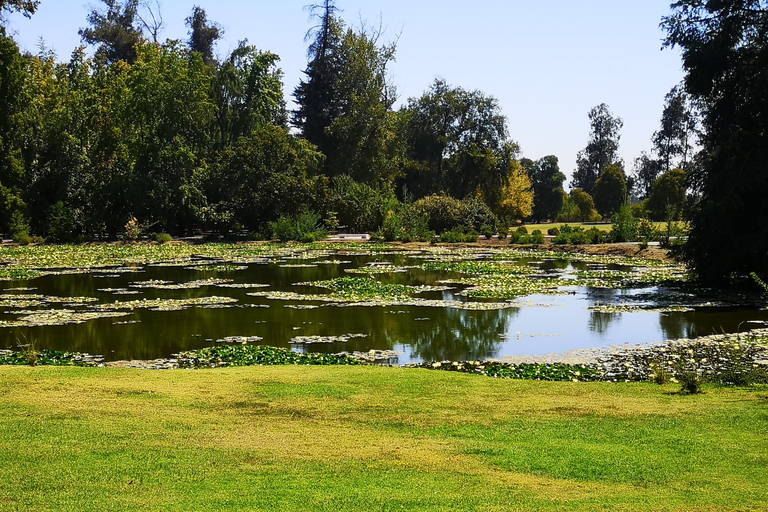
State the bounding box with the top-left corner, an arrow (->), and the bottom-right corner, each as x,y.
1,244 -> 766,363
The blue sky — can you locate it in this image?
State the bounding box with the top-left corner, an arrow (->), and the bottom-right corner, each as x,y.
5,1 -> 684,187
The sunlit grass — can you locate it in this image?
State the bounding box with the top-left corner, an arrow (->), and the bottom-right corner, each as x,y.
1,365 -> 766,511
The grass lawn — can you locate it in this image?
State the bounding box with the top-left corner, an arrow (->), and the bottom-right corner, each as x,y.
518,222 -> 688,234
1,365 -> 766,511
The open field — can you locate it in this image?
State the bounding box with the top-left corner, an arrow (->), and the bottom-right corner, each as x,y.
1,365 -> 767,511
518,222 -> 688,234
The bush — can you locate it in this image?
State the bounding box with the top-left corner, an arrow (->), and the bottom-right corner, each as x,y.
585,227 -> 606,244
609,203 -> 639,242
412,195 -> 465,234
269,210 -> 327,242
547,227 -> 559,236
155,233 -> 173,244
412,195 -> 498,235
497,226 -> 508,239
480,225 -> 494,240
440,227 -> 478,243
520,229 -> 545,245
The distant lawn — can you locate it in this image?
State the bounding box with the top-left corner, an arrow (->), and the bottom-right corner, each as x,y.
518,222 -> 688,234
1,365 -> 766,511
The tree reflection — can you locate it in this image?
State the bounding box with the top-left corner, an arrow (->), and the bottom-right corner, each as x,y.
589,311 -> 619,335
387,307 -> 519,362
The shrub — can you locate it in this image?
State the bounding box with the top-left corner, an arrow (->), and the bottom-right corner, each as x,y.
155,233 -> 173,244
678,371 -> 702,395
609,203 -> 639,242
464,197 -> 498,233
440,227 -> 478,243
516,226 -> 528,235
411,195 -> 465,234
638,218 -> 660,241
269,210 -> 327,242
547,227 -> 559,236
585,227 -> 605,244
497,226 -> 508,239
480,225 -> 494,240
520,229 -> 544,245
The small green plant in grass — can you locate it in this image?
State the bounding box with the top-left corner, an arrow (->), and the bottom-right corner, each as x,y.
649,363 -> 671,384
678,370 -> 702,394
17,336 -> 39,367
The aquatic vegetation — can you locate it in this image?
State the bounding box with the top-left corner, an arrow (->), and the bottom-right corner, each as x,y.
186,264 -> 248,272
344,264 -> 411,274
290,333 -> 368,344
215,335 -> 263,344
408,359 -> 601,382
175,345 -> 361,368
588,304 -> 694,313
0,310 -> 130,328
129,278 -> 233,290
91,296 -> 239,311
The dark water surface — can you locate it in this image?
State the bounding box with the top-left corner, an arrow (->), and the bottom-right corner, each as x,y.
2,250 -> 767,363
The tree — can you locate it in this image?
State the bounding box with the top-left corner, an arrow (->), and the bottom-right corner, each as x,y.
572,103 -> 623,195
322,21 -> 399,184
0,0 -> 38,34
214,42 -> 285,148
0,35 -> 27,233
632,151 -> 662,200
401,79 -> 512,202
593,165 -> 627,217
497,159 -> 533,221
294,4 -> 399,185
206,125 -> 324,231
522,155 -> 566,222
646,168 -> 687,221
79,0 -> 144,64
570,188 -> 599,222
662,0 -> 768,282
186,6 -> 221,66
652,85 -> 699,173
292,0 -> 343,154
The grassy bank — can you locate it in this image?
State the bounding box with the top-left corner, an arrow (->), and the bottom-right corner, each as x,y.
1,365 -> 766,511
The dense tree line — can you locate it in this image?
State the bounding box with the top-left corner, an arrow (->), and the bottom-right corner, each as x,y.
0,0 -> 552,242
5,0 -> 766,285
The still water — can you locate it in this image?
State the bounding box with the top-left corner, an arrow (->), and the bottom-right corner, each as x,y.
2,250 -> 766,363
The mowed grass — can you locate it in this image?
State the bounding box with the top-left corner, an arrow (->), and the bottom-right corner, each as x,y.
1,366 -> 766,511
518,222 -> 688,234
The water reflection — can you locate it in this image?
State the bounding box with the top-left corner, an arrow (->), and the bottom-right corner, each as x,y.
403,307 -> 517,362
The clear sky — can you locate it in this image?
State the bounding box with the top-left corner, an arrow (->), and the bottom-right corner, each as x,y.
5,1 -> 684,187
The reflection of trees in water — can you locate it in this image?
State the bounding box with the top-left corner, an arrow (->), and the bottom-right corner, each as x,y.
589,311 -> 619,335
387,307 -> 519,362
659,312 -> 696,340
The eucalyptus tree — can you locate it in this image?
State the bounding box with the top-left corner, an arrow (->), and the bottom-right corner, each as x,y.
652,85 -> 698,173
662,0 -> 768,282
186,5 -> 222,66
79,0 -> 144,64
572,103 -> 623,195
